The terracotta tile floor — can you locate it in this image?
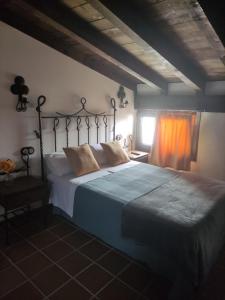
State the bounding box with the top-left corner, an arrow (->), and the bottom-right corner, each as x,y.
0,209 -> 225,300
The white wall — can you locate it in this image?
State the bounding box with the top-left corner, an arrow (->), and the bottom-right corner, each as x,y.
0,21 -> 134,175
192,82 -> 225,180
192,113 -> 225,180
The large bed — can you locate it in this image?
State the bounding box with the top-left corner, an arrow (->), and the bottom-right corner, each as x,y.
36,98 -> 225,299
48,160 -> 225,299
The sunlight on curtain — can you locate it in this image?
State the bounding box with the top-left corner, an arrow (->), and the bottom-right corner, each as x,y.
151,112 -> 194,170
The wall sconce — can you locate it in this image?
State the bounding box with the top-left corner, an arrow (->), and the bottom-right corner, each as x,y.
10,76 -> 29,112
117,85 -> 128,108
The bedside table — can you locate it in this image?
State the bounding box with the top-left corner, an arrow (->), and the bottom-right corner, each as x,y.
128,150 -> 149,163
0,176 -> 50,244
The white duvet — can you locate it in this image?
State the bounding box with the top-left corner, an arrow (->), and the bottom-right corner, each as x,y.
48,161 -> 139,217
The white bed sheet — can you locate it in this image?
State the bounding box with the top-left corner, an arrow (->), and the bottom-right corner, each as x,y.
48,160 -> 139,217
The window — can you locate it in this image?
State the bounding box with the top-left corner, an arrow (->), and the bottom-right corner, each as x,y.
141,116 -> 156,146
137,112 -> 157,151
137,110 -> 200,162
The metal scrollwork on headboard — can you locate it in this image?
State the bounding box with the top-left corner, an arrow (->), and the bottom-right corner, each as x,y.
36,96 -> 117,180
110,98 -> 117,141
103,115 -> 108,142
35,95 -> 46,181
53,118 -> 60,152
85,116 -> 91,144
65,117 -> 71,147
76,116 -> 82,146
95,115 -> 100,144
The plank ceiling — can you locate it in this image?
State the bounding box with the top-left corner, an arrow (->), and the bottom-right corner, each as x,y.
65,0 -> 180,82
0,0 -> 225,91
65,0 -> 225,81
146,0 -> 225,80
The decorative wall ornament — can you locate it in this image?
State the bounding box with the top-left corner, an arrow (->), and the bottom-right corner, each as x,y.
117,85 -> 128,108
10,76 -> 29,112
20,146 -> 35,176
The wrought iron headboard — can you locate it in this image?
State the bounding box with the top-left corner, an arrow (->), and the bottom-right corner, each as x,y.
35,96 -> 117,181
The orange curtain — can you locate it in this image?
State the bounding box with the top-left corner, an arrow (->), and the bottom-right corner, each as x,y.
151,112 -> 194,170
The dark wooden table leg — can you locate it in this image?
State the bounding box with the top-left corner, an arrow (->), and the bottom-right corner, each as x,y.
4,209 -> 9,245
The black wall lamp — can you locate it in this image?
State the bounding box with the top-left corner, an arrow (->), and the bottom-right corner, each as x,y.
117,85 -> 128,108
10,76 -> 29,112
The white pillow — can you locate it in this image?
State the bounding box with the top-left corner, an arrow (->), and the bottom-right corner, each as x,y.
90,144 -> 107,167
45,153 -> 73,176
47,152 -> 65,156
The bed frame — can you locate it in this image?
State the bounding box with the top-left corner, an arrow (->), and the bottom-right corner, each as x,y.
35,95 -> 117,180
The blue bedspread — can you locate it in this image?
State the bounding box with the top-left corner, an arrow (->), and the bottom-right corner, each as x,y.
73,163 -> 225,297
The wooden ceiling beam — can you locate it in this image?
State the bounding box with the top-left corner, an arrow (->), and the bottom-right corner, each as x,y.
22,0 -> 168,91
0,5 -> 138,90
136,94 -> 225,113
94,0 -> 208,90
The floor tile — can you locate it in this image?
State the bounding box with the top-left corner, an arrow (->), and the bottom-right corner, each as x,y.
0,252 -> 12,271
1,281 -> 43,300
58,251 -> 92,276
64,230 -> 93,249
43,240 -> 73,262
77,264 -> 112,294
97,250 -> 130,275
46,214 -> 63,229
4,210 -> 225,300
118,263 -> 151,292
17,252 -> 52,278
98,279 -> 139,300
32,265 -> 70,296
50,222 -> 76,237
0,266 -> 26,297
4,241 -> 36,263
29,231 -> 58,249
49,279 -> 91,300
79,240 -> 109,260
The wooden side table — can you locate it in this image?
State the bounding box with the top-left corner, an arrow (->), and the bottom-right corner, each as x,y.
0,176 -> 50,244
128,150 -> 149,163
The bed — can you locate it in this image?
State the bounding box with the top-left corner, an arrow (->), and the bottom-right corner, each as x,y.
48,160 -> 225,299
36,97 -> 225,299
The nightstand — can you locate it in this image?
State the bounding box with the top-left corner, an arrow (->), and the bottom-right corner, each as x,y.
0,176 -> 50,244
128,150 -> 149,163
